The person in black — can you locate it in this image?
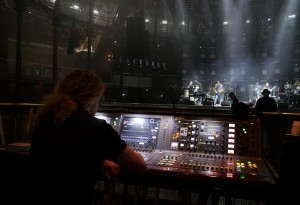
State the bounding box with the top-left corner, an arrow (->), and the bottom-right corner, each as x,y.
229,92 -> 253,116
28,70 -> 147,205
255,89 -> 278,113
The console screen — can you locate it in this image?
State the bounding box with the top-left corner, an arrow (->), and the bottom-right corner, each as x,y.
120,117 -> 161,151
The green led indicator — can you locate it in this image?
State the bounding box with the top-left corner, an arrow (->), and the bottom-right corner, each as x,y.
240,175 -> 245,180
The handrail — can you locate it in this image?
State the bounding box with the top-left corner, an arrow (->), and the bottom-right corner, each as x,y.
0,103 -> 43,106
0,110 -> 4,145
0,103 -> 42,145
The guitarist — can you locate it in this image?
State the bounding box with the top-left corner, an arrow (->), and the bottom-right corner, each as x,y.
214,80 -> 224,105
262,82 -> 276,97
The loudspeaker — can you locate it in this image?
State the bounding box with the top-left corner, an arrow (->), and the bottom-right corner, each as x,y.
278,103 -> 289,108
221,101 -> 231,106
202,101 -> 214,106
126,17 -> 148,58
278,103 -> 289,112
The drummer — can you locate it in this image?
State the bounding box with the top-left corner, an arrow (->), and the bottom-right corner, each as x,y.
283,81 -> 292,104
188,80 -> 204,105
188,81 -> 194,94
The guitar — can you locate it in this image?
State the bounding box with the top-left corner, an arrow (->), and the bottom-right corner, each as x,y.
215,85 -> 224,94
269,86 -> 276,92
261,85 -> 276,96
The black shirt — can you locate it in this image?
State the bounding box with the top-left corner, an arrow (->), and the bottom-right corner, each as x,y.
29,110 -> 127,205
231,100 -> 251,116
255,96 -> 278,113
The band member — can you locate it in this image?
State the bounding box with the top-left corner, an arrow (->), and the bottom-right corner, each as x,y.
283,81 -> 292,104
293,80 -> 300,95
254,82 -> 260,100
262,82 -> 276,97
284,81 -> 292,92
292,80 -> 300,107
214,81 -> 224,105
194,80 -> 204,94
188,81 -> 194,93
262,82 -> 271,90
187,81 -> 199,94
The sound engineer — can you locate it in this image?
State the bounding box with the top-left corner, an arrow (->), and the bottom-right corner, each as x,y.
229,92 -> 254,116
28,70 -> 147,205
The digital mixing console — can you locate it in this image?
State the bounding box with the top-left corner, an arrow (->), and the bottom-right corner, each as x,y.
95,111 -> 276,189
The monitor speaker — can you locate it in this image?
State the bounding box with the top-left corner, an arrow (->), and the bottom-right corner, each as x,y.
278,103 -> 288,108
202,101 -> 214,106
278,103 -> 289,112
221,101 -> 231,106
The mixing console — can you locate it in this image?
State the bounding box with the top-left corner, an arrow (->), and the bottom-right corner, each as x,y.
94,110 -> 279,203
95,112 -> 274,183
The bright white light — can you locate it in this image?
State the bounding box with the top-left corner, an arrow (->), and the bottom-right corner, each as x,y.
145,19 -> 149,22
93,10 -> 99,15
288,14 -> 296,18
268,18 -> 271,21
70,4 -> 80,10
132,118 -> 144,124
223,21 -> 228,25
162,20 -> 168,24
49,0 -> 56,3
246,20 -> 250,24
181,21 -> 185,25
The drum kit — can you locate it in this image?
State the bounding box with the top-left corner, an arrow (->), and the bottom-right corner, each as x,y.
183,81 -> 206,105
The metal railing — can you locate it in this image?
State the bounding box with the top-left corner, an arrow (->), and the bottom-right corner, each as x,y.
0,103 -> 42,145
